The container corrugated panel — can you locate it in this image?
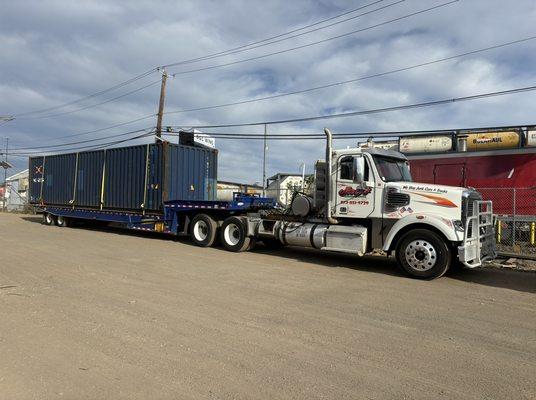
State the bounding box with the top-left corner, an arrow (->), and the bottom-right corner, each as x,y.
145,143 -> 163,210
75,150 -> 104,208
28,156 -> 45,203
41,153 -> 77,205
103,145 -> 147,210
166,144 -> 217,201
28,141 -> 217,211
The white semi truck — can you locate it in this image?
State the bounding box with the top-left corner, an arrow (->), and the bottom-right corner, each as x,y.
38,128 -> 497,279
220,128 -> 496,279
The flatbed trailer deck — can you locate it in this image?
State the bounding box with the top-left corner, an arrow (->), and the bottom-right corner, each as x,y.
39,193 -> 277,235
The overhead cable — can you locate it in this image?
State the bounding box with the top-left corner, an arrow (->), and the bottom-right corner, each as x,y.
165,35 -> 536,116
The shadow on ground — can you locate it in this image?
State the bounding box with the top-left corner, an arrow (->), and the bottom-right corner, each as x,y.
253,245 -> 403,277
447,267 -> 535,294
21,216 -> 536,293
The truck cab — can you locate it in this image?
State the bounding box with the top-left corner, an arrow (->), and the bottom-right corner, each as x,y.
255,129 -> 497,279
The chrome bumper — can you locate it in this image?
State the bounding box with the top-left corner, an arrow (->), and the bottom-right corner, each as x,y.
458,200 -> 497,268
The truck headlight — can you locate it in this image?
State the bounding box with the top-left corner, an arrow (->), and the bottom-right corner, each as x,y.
453,220 -> 464,232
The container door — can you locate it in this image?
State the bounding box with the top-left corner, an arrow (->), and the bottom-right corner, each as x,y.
433,163 -> 466,187
42,153 -> 77,205
75,151 -> 105,208
104,145 -> 147,210
29,157 -> 45,203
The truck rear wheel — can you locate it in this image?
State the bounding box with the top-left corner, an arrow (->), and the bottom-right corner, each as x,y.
42,213 -> 55,226
189,214 -> 218,247
396,229 -> 451,279
220,217 -> 251,252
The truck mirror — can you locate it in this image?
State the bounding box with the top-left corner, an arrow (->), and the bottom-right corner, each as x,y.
353,157 -> 365,183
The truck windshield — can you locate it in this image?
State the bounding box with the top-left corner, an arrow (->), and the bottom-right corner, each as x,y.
373,156 -> 412,182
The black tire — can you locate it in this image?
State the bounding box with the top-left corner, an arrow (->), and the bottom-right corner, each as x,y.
189,214 -> 218,247
220,216 -> 251,252
42,213 -> 55,226
55,215 -> 70,227
396,229 -> 451,279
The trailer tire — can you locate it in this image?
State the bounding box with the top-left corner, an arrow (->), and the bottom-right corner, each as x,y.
396,229 -> 451,279
220,217 -> 251,252
189,214 -> 218,247
42,213 -> 55,226
56,215 -> 70,228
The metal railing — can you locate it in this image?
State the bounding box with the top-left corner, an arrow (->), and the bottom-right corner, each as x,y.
459,200 -> 497,267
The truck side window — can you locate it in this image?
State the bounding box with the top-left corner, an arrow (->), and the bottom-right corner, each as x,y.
363,159 -> 370,181
340,156 -> 354,180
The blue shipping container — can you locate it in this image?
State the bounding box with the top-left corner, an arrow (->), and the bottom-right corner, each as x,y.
29,142 -> 217,211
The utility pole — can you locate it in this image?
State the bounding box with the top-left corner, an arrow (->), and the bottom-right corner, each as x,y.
262,124 -> 267,196
155,68 -> 168,141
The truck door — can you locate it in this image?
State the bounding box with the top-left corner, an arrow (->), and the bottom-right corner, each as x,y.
335,154 -> 375,218
433,163 -> 466,187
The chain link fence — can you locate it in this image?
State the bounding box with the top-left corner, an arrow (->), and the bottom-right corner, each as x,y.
477,188 -> 536,256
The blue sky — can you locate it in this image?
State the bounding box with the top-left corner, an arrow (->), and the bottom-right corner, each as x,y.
1,0 -> 536,183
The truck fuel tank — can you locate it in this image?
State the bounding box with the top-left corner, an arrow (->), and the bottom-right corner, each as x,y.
274,222 -> 328,249
274,221 -> 367,255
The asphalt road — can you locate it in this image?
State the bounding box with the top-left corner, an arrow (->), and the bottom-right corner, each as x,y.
0,213 -> 535,399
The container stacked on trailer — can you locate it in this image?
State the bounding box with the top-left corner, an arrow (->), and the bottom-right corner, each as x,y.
29,142 -> 218,229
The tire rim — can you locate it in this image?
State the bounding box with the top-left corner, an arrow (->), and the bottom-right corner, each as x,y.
193,220 -> 209,242
404,240 -> 437,271
57,216 -> 64,226
45,214 -> 53,224
224,223 -> 241,246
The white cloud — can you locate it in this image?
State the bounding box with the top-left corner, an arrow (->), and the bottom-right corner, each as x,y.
1,0 -> 536,181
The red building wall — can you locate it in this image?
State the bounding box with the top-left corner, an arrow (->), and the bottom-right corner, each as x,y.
409,149 -> 536,216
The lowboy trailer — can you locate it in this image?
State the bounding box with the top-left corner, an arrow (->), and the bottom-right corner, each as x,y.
36,129 -> 497,279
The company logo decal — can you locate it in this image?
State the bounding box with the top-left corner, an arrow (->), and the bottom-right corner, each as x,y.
338,186 -> 372,197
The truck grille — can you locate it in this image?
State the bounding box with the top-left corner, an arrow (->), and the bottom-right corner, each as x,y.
462,190 -> 482,236
385,188 -> 410,209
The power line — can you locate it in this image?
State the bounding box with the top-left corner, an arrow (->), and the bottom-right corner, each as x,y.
3,1 -> 392,119
164,121 -> 536,140
181,122 -> 536,137
12,69 -> 158,118
162,0 -> 403,68
6,130 -> 155,156
169,1 -> 458,77
8,128 -> 154,151
8,114 -> 157,145
17,79 -> 161,120
178,84 -> 536,129
162,0 -> 386,68
165,35 -> 536,116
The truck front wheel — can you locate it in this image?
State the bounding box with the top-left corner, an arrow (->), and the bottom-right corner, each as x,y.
395,229 -> 451,279
189,214 -> 218,247
220,217 -> 251,252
